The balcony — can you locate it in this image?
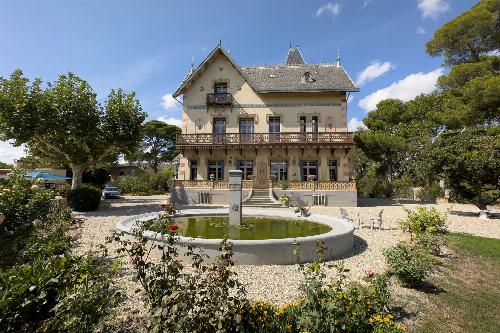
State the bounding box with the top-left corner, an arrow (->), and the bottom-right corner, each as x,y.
206,93 -> 233,105
176,132 -> 353,149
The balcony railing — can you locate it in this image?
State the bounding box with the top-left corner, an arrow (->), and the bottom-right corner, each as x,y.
176,132 -> 353,149
206,93 -> 233,105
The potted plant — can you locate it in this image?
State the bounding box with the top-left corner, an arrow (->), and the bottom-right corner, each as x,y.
278,195 -> 290,207
279,179 -> 289,190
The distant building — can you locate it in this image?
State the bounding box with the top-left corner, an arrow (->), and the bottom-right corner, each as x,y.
110,164 -> 141,180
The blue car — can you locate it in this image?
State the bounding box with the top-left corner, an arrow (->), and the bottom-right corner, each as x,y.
102,186 -> 121,199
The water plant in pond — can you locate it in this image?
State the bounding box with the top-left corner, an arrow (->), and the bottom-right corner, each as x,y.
138,215 -> 331,240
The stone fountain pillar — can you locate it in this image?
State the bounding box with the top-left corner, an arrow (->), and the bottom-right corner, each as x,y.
229,170 -> 243,226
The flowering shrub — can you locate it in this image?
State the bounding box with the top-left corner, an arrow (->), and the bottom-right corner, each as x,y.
0,171 -> 119,332
159,200 -> 177,215
384,242 -> 432,287
112,227 -> 248,332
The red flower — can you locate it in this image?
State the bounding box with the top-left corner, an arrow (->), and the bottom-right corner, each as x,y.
168,225 -> 179,231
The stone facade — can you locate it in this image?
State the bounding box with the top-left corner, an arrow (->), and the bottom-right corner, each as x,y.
172,45 -> 358,206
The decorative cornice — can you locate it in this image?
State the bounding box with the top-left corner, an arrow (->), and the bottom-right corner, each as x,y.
187,102 -> 341,110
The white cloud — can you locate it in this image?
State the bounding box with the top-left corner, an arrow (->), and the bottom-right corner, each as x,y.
358,68 -> 444,112
355,61 -> 395,86
161,93 -> 178,110
418,0 -> 449,19
0,141 -> 26,164
416,27 -> 427,34
315,2 -> 341,18
348,118 -> 366,131
158,116 -> 182,128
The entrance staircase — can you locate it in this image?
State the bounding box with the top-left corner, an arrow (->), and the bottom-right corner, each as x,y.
243,189 -> 282,208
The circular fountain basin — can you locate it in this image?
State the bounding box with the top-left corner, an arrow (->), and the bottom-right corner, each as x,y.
116,208 -> 354,265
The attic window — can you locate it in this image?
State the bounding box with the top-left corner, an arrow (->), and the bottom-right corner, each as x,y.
269,74 -> 276,78
302,72 -> 314,83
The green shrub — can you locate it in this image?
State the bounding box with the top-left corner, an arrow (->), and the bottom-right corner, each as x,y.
116,169 -> 174,195
67,184 -> 102,211
384,242 -> 431,287
0,171 -> 119,332
398,206 -> 448,253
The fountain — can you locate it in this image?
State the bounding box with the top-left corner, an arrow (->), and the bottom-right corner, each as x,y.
116,172 -> 355,265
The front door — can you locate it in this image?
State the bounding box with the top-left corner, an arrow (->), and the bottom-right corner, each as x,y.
255,160 -> 268,188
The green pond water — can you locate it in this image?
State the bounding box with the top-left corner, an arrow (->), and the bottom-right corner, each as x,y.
144,215 -> 332,240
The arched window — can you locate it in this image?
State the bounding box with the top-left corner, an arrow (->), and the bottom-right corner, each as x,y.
302,72 -> 312,83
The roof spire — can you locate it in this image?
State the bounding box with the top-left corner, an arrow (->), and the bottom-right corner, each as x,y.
285,44 -> 305,65
189,56 -> 195,74
336,49 -> 341,67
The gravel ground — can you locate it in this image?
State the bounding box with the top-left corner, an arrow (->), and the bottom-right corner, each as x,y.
74,196 -> 499,329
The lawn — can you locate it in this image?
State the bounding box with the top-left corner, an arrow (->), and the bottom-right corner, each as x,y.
414,233 -> 500,333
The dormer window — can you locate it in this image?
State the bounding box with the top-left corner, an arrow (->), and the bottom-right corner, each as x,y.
302,72 -> 314,83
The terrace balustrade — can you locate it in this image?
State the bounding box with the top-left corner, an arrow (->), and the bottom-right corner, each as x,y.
176,132 -> 353,149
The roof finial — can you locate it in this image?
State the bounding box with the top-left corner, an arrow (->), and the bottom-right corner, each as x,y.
336,49 -> 341,66
289,41 -> 292,48
218,39 -> 222,46
191,56 -> 194,68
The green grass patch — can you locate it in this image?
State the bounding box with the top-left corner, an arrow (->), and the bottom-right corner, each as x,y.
414,233 -> 500,333
449,233 -> 500,262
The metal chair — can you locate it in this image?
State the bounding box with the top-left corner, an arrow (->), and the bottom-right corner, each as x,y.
370,209 -> 384,230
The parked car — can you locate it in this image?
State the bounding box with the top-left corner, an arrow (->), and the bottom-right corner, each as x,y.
102,186 -> 121,199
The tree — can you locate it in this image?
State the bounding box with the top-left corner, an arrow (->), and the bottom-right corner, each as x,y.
0,161 -> 12,169
353,96 -> 442,188
426,126 -> 500,210
426,0 -> 500,65
132,120 -> 181,174
0,70 -> 146,189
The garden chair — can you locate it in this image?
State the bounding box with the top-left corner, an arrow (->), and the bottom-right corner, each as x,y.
370,209 -> 384,230
340,208 -> 354,224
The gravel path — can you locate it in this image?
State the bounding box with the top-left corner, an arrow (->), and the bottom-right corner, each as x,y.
74,196 -> 499,328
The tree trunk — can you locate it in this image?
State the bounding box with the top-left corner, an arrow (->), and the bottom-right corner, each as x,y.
71,166 -> 84,190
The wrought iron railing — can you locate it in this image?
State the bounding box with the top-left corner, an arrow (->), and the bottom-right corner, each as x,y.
206,93 -> 233,105
177,132 -> 353,147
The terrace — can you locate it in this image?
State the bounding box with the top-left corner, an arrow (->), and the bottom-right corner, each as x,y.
176,132 -> 354,149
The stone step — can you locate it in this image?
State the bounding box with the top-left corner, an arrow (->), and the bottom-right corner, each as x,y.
243,204 -> 283,208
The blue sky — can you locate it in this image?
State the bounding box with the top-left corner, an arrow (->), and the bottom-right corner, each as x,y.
0,0 -> 477,163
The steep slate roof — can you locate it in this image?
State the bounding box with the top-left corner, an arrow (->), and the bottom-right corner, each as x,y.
173,44 -> 359,97
242,64 -> 358,93
285,47 -> 305,65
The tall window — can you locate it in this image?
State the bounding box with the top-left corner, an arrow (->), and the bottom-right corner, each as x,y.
208,160 -> 224,180
190,160 -> 198,180
213,118 -> 226,144
213,118 -> 226,133
239,118 -> 255,143
328,160 -> 337,181
237,160 -> 253,180
269,116 -> 280,142
300,160 -> 317,181
299,116 -> 306,132
214,83 -> 227,94
311,116 -> 318,132
271,160 -> 288,181
311,116 -> 318,142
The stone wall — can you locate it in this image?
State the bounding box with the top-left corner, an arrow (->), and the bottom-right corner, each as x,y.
171,188 -> 251,206
273,189 -> 357,207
